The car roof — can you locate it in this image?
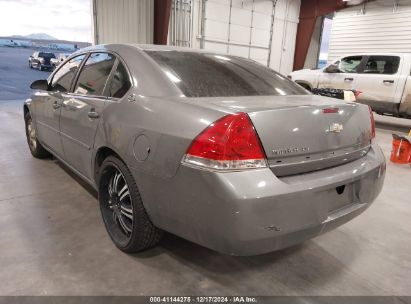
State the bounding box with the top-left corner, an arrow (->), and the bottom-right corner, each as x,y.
78,43 -> 227,55
132,44 -> 206,52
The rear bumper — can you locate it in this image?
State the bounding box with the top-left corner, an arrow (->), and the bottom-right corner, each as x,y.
137,144 -> 386,256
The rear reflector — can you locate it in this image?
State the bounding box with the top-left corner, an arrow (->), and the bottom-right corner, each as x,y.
183,112 -> 267,171
369,106 -> 376,139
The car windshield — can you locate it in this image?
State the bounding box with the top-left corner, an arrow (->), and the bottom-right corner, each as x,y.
145,50 -> 308,98
39,52 -> 55,59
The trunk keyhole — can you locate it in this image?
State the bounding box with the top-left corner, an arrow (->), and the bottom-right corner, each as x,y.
336,185 -> 346,195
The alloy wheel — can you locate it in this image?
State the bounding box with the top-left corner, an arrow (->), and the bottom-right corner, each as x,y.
101,166 -> 134,243
26,118 -> 37,151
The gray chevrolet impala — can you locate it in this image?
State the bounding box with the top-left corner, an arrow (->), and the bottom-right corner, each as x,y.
24,44 -> 386,256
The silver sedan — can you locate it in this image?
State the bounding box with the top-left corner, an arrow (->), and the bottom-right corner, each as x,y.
24,44 -> 386,256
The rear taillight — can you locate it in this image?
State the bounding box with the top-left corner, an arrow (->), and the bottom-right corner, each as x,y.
183,112 -> 267,171
369,106 -> 376,139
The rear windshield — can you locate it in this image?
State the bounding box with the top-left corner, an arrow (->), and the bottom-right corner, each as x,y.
145,51 -> 308,98
39,52 -> 55,58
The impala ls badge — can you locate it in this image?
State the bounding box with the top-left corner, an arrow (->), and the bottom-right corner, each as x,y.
327,123 -> 344,133
272,147 -> 310,155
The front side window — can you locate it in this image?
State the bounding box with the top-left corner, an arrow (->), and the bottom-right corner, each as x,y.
145,51 -> 308,97
363,56 -> 400,75
339,56 -> 363,73
74,52 -> 116,96
106,61 -> 131,98
51,54 -> 85,92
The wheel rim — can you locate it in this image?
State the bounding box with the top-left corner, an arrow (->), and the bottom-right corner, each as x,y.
101,166 -> 134,244
26,118 -> 37,151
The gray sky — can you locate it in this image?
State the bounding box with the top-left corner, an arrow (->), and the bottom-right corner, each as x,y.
0,0 -> 92,42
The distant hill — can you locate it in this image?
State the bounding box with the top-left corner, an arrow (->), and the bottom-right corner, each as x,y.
12,33 -> 58,40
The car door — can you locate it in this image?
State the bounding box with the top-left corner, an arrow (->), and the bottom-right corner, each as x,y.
354,55 -> 403,113
319,56 -> 365,90
33,54 -> 86,157
59,52 -> 117,179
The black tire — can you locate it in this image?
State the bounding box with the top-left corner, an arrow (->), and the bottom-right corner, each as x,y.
98,156 -> 163,253
24,112 -> 51,159
29,62 -> 32,68
38,64 -> 42,71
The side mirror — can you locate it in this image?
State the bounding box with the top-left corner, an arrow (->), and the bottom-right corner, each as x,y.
325,64 -> 341,73
30,79 -> 49,91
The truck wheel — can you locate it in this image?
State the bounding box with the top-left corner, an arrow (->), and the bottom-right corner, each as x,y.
98,156 -> 163,253
38,64 -> 42,71
24,112 -> 51,159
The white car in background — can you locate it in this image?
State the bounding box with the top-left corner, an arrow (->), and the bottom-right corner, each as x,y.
289,53 -> 411,118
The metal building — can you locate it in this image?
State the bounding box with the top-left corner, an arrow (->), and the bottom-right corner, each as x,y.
328,0 -> 411,62
91,0 -> 154,45
91,0 -> 301,75
90,0 -> 375,74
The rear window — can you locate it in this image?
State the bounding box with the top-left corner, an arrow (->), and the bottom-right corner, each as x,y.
145,51 -> 308,98
39,52 -> 55,58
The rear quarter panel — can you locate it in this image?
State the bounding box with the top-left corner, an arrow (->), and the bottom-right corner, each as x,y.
92,94 -> 225,180
92,94 -> 227,224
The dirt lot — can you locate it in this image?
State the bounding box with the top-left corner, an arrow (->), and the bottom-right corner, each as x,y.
0,46 -> 54,100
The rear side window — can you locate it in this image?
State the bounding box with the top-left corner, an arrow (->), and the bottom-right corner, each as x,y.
74,52 -> 116,96
363,56 -> 400,75
339,56 -> 363,73
145,51 -> 307,97
51,54 -> 85,92
106,61 -> 131,98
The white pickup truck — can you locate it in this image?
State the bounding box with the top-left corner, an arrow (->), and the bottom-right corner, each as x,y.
289,53 -> 411,118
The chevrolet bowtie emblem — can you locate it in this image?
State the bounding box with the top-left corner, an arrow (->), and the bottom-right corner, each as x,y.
328,123 -> 344,133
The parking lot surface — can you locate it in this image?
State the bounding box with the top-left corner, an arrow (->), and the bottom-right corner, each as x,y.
0,47 -> 52,100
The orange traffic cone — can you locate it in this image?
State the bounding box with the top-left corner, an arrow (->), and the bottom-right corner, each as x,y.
391,134 -> 411,164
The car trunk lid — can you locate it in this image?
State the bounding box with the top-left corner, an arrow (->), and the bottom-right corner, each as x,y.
179,95 -> 373,177
249,102 -> 372,177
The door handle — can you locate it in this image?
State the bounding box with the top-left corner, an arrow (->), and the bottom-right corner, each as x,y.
383,80 -> 394,84
52,102 -> 60,110
344,78 -> 354,82
88,110 -> 99,119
